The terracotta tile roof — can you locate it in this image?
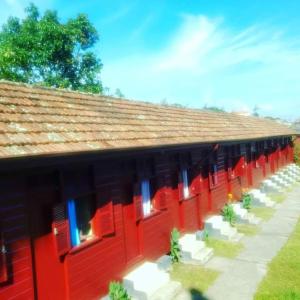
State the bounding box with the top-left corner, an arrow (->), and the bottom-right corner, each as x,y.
0,80 -> 295,159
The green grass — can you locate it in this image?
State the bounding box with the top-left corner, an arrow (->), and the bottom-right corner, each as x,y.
170,263 -> 219,295
206,238 -> 244,258
255,218 -> 300,299
268,193 -> 287,203
251,207 -> 275,221
236,224 -> 260,236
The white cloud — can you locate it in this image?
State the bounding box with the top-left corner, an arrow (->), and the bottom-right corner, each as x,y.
102,14 -> 300,119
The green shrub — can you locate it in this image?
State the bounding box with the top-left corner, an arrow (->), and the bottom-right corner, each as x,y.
108,281 -> 131,300
203,229 -> 209,241
222,203 -> 237,226
294,139 -> 300,166
242,192 -> 252,210
170,228 -> 181,263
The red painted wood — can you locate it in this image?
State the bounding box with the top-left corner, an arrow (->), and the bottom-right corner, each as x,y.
0,138 -> 294,300
52,202 -> 71,257
199,165 -> 211,224
180,196 -> 200,232
33,233 -> 67,300
0,177 -> 35,300
140,211 -> 172,260
210,151 -> 228,213
133,183 -> 143,222
0,233 -> 8,283
123,202 -> 141,266
66,202 -> 126,299
99,200 -> 115,237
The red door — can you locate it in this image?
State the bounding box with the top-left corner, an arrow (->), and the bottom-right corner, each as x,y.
246,149 -> 253,187
200,165 -> 211,223
31,191 -> 67,300
123,202 -> 141,266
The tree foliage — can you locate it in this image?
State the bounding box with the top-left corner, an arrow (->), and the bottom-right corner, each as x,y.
0,3 -> 102,93
203,104 -> 225,113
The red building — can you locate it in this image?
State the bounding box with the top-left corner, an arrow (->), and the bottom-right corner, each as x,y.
0,81 -> 294,300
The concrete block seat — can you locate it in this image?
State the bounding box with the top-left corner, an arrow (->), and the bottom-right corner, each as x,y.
269,175 -> 290,188
204,215 -> 243,242
123,262 -> 182,300
285,165 -> 300,176
178,234 -> 213,265
282,169 -> 300,181
231,202 -> 261,225
260,179 -> 284,194
286,164 -> 300,171
284,165 -> 300,173
276,172 -> 296,184
248,189 -> 275,207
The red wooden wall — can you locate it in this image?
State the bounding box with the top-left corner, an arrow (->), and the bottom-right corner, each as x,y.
0,136 -> 293,300
0,175 -> 35,300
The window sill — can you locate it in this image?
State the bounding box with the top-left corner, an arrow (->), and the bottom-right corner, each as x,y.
143,209 -> 161,221
179,193 -> 198,202
68,236 -> 101,255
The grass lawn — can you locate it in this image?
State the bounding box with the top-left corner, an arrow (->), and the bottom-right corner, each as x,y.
236,224 -> 260,236
268,193 -> 287,203
251,207 -> 275,221
255,217 -> 300,299
205,238 -> 244,258
170,263 -> 219,296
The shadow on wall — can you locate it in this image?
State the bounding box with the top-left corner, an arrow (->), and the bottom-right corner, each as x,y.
189,288 -> 210,300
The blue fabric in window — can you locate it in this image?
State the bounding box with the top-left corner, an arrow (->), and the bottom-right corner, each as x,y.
141,179 -> 151,216
67,199 -> 80,247
182,169 -> 189,198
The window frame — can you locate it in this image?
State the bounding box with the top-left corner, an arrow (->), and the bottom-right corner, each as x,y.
134,176 -> 164,220
67,196 -> 96,248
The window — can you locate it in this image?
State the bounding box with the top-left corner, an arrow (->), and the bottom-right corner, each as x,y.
181,169 -> 190,199
141,179 -> 152,216
255,153 -> 260,168
228,157 -> 236,179
212,164 -> 218,185
68,196 -> 95,247
209,164 -> 218,189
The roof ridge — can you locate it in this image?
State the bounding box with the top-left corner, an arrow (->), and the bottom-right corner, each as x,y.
0,79 -> 234,117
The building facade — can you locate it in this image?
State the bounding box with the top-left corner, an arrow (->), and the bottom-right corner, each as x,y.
0,81 -> 294,300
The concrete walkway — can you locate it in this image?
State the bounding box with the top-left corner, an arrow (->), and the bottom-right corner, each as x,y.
204,186 -> 300,300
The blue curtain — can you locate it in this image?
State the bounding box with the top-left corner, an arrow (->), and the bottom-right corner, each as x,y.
67,199 -> 80,246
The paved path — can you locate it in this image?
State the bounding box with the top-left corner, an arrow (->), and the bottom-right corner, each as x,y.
204,186 -> 300,300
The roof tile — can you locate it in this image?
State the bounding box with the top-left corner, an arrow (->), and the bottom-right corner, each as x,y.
0,80 -> 295,159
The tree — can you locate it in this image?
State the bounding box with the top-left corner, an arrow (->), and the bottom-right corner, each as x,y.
114,88 -> 124,98
203,104 -> 225,112
0,3 -> 102,93
252,105 -> 260,117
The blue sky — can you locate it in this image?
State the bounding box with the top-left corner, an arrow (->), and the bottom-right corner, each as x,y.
1,0 -> 300,120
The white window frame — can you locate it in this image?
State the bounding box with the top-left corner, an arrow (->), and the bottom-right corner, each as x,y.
141,179 -> 151,216
182,169 -> 190,199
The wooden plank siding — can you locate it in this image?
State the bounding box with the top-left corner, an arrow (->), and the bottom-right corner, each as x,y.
0,175 -> 35,300
210,149 -> 228,214
0,136 -> 294,299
